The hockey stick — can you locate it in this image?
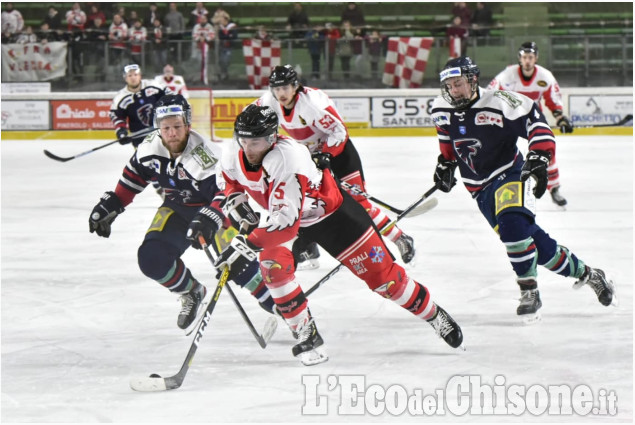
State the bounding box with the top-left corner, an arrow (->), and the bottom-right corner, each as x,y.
43,127 -> 157,162
201,236 -> 277,349
305,184 -> 440,297
340,180 -> 439,218
129,265 -> 229,392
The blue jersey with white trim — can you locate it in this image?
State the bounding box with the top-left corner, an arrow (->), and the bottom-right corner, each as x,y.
431,87 -> 556,196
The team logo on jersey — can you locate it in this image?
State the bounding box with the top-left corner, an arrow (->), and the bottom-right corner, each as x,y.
537,80 -> 547,87
432,112 -> 450,126
369,246 -> 385,263
137,104 -> 154,127
454,138 -> 482,174
475,111 -> 503,127
144,87 -> 160,97
352,262 -> 368,275
494,91 -> 522,108
459,126 -> 466,135
298,115 -> 307,125
191,145 -> 218,169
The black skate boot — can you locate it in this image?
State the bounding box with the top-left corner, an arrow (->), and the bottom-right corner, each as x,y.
177,284 -> 209,334
549,186 -> 567,207
573,266 -> 617,307
296,241 -> 320,270
395,233 -> 416,264
292,318 -> 328,366
427,305 -> 464,350
517,288 -> 542,324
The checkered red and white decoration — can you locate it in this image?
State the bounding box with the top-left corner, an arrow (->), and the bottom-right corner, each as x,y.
382,37 -> 434,88
242,39 -> 282,90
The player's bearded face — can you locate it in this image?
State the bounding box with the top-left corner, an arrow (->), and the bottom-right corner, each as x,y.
272,85 -> 296,108
519,53 -> 537,74
159,116 -> 189,157
125,72 -> 142,89
237,136 -> 271,165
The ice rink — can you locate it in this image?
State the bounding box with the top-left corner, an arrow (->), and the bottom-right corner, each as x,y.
1,135 -> 632,423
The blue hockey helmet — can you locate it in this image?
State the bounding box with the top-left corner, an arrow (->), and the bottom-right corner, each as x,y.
153,94 -> 192,128
234,104 -> 279,145
439,56 -> 480,109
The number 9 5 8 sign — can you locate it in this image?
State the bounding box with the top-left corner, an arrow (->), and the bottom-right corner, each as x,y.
371,97 -> 436,128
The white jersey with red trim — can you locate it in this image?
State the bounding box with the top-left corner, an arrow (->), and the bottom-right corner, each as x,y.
153,74 -> 189,98
255,87 -> 349,157
220,136 -> 343,250
487,64 -> 564,115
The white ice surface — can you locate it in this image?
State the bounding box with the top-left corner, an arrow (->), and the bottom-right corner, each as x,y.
1,135 -> 632,423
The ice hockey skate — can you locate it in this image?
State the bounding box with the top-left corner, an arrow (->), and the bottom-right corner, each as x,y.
177,284 -> 211,335
292,317 -> 328,366
395,233 -> 416,264
427,305 -> 465,350
549,186 -> 567,207
517,288 -> 542,325
573,266 -> 617,307
296,241 -> 321,271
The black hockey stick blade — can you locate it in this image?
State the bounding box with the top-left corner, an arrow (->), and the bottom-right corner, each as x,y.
129,266 -> 230,392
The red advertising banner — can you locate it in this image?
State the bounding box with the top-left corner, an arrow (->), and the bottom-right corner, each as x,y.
51,99 -> 115,130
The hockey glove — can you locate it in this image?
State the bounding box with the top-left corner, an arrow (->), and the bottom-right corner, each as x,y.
221,192 -> 260,235
214,235 -> 260,282
312,152 -> 332,170
521,150 -> 551,198
434,154 -> 458,193
89,191 -> 125,238
556,115 -> 574,134
116,128 -> 132,145
186,206 -> 224,249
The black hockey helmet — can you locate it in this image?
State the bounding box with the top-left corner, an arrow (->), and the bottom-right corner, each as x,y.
268,64 -> 298,88
439,56 -> 480,109
518,41 -> 538,57
153,94 -> 192,127
234,104 -> 278,145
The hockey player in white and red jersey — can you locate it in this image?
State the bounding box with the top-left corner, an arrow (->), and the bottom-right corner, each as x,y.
185,104 -> 463,365
254,64 -> 416,270
432,57 -> 615,324
90,95 -> 274,335
488,41 -> 573,207
154,64 -> 189,98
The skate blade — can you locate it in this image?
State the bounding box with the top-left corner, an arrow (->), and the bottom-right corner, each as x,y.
296,259 -> 320,271
519,312 -> 542,325
183,290 -> 213,336
296,347 -> 329,366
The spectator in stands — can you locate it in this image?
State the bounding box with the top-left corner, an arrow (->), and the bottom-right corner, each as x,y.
254,25 -> 272,41
2,3 -> 24,38
192,14 -> 215,84
217,13 -> 238,81
127,11 -> 141,29
340,2 -> 365,29
305,24 -> 325,79
15,25 -> 36,44
190,2 -> 209,28
338,20 -> 357,79
447,15 -> 469,57
324,22 -> 340,79
471,2 -> 493,38
87,5 -> 106,29
42,5 -> 62,31
164,3 -> 185,37
109,14 -> 129,67
150,18 -> 167,73
211,7 -> 230,31
129,18 -> 147,63
144,3 -> 161,29
38,22 -> 62,43
65,2 -> 86,32
85,17 -> 108,69
286,3 -> 309,41
366,29 -> 384,80
451,2 -> 471,27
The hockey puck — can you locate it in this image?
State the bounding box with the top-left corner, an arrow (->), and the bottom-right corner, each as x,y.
149,373 -> 162,378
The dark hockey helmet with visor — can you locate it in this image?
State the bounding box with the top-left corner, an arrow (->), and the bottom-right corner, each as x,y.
269,64 -> 298,88
518,41 -> 538,58
153,94 -> 192,128
234,104 -> 279,146
439,56 -> 480,109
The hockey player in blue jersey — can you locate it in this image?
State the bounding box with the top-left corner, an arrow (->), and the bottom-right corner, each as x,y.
430,56 -> 616,323
109,64 -> 172,147
90,95 -> 274,333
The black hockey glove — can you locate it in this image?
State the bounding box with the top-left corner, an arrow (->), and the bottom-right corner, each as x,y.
214,235 -> 260,282
89,191 -> 125,238
221,193 -> 260,235
521,150 -> 551,198
312,152 -> 332,170
116,128 -> 132,145
434,154 -> 458,193
186,206 -> 224,249
556,115 -> 574,134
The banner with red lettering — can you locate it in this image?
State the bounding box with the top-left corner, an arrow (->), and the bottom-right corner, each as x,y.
1,42 -> 67,82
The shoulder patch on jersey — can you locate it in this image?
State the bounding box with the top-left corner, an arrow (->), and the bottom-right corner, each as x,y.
475,111 -> 503,128
432,111 -> 451,126
536,80 -> 547,87
191,144 -> 218,169
298,114 -> 307,125
144,87 -> 160,97
493,91 -> 523,109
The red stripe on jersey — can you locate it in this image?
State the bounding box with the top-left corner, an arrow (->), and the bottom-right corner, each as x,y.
123,166 -> 147,186
281,124 -> 316,140
114,183 -> 136,206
